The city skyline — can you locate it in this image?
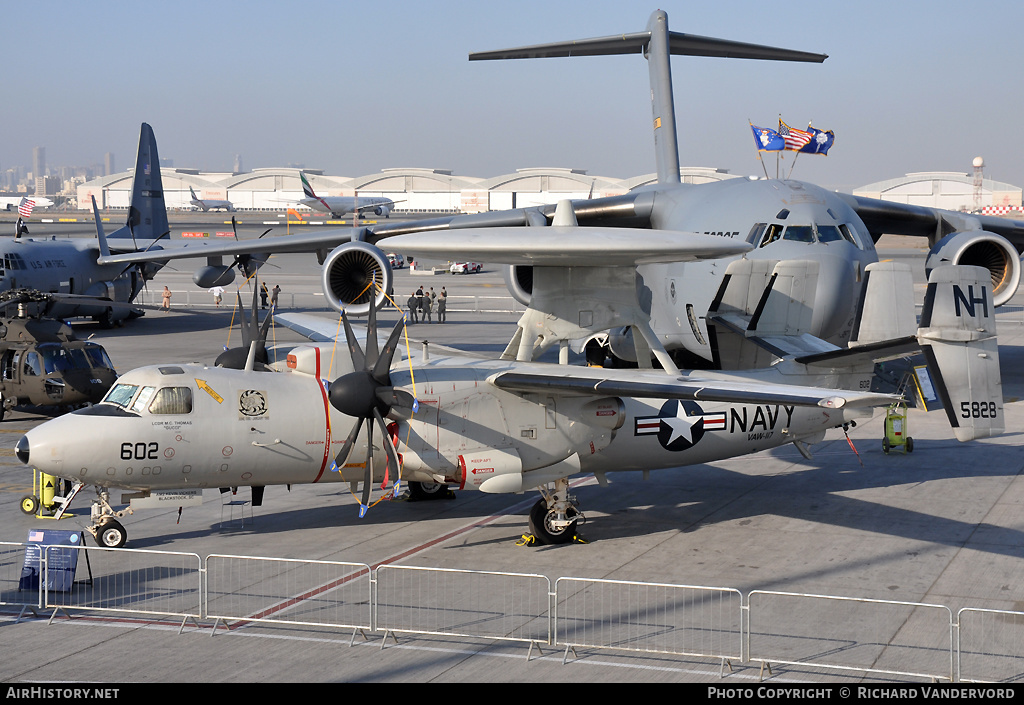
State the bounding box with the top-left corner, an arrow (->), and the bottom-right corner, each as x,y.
5,1 -> 1024,195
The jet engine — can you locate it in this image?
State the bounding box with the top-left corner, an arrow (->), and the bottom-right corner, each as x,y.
321,241 -> 393,315
374,205 -> 391,218
925,231 -> 1021,306
503,265 -> 533,306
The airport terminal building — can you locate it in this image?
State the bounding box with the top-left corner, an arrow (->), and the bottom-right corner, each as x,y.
75,166 -> 741,215
76,165 -> 1023,216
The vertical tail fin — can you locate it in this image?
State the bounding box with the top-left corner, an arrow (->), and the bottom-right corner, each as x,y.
917,265 -> 1003,441
299,172 -> 317,199
124,123 -> 169,246
468,10 -> 826,185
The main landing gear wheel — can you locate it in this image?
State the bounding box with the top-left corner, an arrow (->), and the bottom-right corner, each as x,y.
528,498 -> 579,545
95,519 -> 127,548
20,495 -> 39,515
408,481 -> 451,501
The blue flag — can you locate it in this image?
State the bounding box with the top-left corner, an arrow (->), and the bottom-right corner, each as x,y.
799,126 -> 835,155
750,124 -> 785,151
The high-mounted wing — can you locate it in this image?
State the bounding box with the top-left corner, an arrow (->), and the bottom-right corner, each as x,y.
381,224 -> 752,266
95,227 -> 362,267
489,366 -> 895,410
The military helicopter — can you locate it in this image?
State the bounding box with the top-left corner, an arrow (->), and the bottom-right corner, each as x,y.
0,289 -> 117,421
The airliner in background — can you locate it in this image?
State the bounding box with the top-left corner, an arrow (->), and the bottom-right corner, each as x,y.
189,186 -> 235,212
298,171 -> 395,219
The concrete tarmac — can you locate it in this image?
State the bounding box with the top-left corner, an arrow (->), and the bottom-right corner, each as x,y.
1,245 -> 1023,684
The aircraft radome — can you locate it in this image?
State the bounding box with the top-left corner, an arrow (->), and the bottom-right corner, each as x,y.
17,236 -> 1002,548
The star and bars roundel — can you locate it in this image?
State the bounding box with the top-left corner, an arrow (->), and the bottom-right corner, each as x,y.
633,400 -> 725,452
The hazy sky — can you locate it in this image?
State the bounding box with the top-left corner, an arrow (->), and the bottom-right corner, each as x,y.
6,0 -> 1024,193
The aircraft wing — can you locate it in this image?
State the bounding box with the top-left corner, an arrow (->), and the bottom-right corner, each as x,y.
95,228 -> 361,266
836,193 -> 1024,250
490,367 -> 896,409
380,226 -> 751,265
368,193 -> 655,238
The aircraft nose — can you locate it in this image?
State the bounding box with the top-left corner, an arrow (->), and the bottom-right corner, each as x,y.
15,435 -> 29,465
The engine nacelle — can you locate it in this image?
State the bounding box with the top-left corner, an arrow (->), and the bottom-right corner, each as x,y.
374,205 -> 391,218
321,241 -> 393,315
926,231 -> 1021,306
606,326 -> 638,363
193,265 -> 236,289
502,265 -> 533,307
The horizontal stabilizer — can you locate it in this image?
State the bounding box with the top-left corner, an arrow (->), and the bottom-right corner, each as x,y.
469,30 -> 826,64
917,265 -> 1003,441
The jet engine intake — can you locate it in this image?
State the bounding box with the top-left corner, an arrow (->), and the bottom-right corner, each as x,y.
503,265 -> 533,306
321,241 -> 393,315
926,231 -> 1021,306
374,205 -> 390,218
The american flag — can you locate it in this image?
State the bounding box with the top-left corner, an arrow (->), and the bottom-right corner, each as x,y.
778,121 -> 813,152
17,198 -> 34,219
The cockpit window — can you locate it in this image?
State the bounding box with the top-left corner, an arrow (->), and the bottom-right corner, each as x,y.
22,352 -> 42,377
757,224 -> 785,248
130,386 -> 157,413
782,225 -> 815,243
103,383 -> 138,408
746,223 -> 767,245
83,343 -> 115,371
816,225 -> 844,243
838,224 -> 858,245
37,344 -> 100,373
148,387 -> 193,415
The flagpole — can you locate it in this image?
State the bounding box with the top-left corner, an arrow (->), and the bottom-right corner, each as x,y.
749,121 -> 771,181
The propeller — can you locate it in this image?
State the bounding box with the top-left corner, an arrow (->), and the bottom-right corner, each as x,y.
230,216 -> 273,277
215,273 -> 273,370
326,301 -> 417,517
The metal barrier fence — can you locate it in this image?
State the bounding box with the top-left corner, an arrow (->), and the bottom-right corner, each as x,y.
205,554 -> 372,637
135,289 -> 523,314
43,545 -> 203,629
0,541 -> 41,614
747,591 -> 954,682
554,577 -> 743,669
5,540 -> 1024,681
375,565 -> 551,652
957,607 -> 1024,683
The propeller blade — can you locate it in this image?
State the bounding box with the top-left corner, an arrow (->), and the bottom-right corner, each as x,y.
364,296 -> 380,371
340,311 -> 365,371
360,417 -> 374,513
371,319 -> 405,385
235,292 -> 252,348
231,216 -> 239,241
330,416 -> 364,473
373,408 -> 400,491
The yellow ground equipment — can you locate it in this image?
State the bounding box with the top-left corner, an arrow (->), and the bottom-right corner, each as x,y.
883,401 -> 913,454
20,471 -> 82,519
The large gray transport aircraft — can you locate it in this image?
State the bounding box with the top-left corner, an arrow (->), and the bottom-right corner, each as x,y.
371,10 -> 1024,371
